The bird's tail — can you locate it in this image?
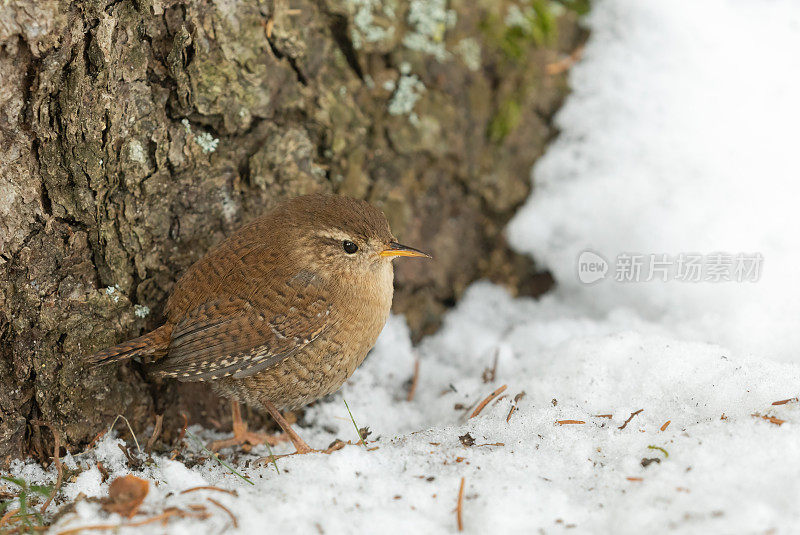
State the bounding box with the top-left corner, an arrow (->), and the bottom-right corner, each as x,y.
87,324 -> 171,366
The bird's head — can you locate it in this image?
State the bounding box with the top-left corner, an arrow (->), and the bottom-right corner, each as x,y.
276,194 -> 430,278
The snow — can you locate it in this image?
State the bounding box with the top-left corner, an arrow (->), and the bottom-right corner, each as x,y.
507,0 -> 800,361
7,0 -> 800,533
13,296 -> 800,533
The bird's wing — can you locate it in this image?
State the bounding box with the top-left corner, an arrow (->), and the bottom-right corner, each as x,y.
153,271 -> 332,381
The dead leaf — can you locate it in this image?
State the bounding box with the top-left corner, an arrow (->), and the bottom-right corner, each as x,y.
103,475 -> 149,518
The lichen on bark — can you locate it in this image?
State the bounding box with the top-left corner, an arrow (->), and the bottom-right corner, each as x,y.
0,0 -> 584,461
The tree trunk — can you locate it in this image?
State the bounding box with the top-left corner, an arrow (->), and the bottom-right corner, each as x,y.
0,0 -> 583,462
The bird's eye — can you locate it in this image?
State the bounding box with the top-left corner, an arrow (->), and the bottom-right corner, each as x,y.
342,240 -> 358,254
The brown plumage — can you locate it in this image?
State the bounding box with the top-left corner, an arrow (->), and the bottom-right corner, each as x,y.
88,194 -> 430,453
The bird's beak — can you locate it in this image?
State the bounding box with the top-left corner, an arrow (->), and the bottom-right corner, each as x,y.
379,242 -> 431,259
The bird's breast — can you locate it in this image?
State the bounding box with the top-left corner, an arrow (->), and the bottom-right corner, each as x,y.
216,261 -> 396,410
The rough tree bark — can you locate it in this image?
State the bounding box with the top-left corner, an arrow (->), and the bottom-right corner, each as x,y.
0,0 -> 584,462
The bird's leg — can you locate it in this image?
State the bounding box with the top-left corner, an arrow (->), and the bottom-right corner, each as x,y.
262,400 -> 316,454
209,401 -> 289,452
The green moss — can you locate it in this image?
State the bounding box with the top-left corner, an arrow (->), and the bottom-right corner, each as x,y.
529,0 -> 558,46
554,0 -> 591,16
487,97 -> 522,143
480,13 -> 524,61
480,1 -> 561,62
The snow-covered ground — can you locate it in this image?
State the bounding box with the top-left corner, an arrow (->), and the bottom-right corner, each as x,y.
8,0 -> 800,533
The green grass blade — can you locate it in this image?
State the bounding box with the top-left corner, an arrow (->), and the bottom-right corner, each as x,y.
343,398 -> 367,448
186,430 -> 254,485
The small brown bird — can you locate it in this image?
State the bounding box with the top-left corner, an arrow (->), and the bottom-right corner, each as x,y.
88,194 -> 429,454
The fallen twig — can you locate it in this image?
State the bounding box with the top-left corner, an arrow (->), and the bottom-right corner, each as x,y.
556,420 -> 585,425
660,420 -> 671,432
618,409 -> 644,430
456,477 -> 465,532
407,358 -> 420,402
593,414 -> 613,419
772,397 -> 798,406
96,462 -> 109,483
145,414 -> 163,454
40,427 -> 63,515
626,477 -> 643,482
469,385 -> 507,419
207,497 -> 238,529
118,443 -> 142,469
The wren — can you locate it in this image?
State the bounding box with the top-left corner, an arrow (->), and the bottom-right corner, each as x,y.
88,194 -> 430,454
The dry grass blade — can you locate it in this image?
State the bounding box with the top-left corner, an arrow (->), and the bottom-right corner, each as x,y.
180,486 -> 238,496
57,507 -> 208,535
772,397 -> 798,406
593,414 -> 613,419
556,420 -> 585,425
456,477 -> 465,532
0,507 -> 20,527
108,414 -> 141,454
207,497 -> 238,529
469,385 -> 507,419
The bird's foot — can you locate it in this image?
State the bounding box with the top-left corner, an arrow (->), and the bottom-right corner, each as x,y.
277,435 -> 318,456
292,440 -> 317,455
208,421 -> 290,452
258,439 -> 346,463
257,446 -> 321,464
